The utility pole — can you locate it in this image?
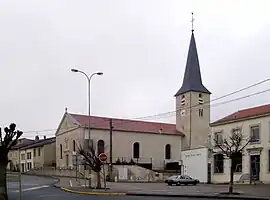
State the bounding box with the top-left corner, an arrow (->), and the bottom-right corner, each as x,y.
109,119 -> 113,181
18,149 -> 22,200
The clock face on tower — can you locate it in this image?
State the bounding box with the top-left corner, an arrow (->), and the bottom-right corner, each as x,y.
181,110 -> 186,116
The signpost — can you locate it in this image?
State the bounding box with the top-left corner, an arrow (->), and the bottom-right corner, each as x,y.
98,153 -> 107,190
98,153 -> 107,163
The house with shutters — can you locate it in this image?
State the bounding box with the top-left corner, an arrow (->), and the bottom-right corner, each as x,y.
19,136 -> 56,172
210,104 -> 270,184
7,138 -> 35,171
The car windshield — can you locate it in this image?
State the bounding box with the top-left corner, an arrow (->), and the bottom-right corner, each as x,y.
182,175 -> 192,179
168,175 -> 179,179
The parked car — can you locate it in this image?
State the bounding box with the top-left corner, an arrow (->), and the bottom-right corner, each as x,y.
165,175 -> 199,186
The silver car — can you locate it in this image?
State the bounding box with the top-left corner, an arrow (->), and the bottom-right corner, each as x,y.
165,175 -> 199,186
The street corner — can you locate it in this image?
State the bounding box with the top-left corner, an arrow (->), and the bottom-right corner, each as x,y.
50,177 -> 59,186
59,187 -> 127,196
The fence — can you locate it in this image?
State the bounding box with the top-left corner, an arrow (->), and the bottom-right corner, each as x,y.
105,157 -> 152,164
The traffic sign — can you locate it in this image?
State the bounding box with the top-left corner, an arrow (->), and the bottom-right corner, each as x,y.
98,153 -> 107,163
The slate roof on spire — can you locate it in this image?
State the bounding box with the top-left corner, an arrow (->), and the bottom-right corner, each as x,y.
175,32 -> 211,97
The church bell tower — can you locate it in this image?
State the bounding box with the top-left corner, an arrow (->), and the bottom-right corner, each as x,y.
175,14 -> 211,150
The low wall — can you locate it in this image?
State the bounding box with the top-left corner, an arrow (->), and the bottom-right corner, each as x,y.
24,165 -> 166,183
112,165 -> 164,182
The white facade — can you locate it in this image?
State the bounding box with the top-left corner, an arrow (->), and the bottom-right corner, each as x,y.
19,149 -> 34,172
56,114 -> 183,170
181,147 -> 209,183
211,115 -> 270,184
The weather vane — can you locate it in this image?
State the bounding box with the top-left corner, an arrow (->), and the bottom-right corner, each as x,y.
191,12 -> 195,32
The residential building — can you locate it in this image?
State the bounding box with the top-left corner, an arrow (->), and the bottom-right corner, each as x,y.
7,138 -> 34,171
20,136 -> 56,172
210,104 -> 270,184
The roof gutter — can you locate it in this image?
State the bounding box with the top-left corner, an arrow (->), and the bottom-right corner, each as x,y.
210,113 -> 270,127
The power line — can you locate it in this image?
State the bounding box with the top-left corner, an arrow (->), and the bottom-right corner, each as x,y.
83,78 -> 270,125
209,78 -> 270,103
100,88 -> 270,124
22,86 -> 270,135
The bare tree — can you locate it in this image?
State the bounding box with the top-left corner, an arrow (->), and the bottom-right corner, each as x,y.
213,127 -> 251,194
0,123 -> 23,200
77,145 -> 102,189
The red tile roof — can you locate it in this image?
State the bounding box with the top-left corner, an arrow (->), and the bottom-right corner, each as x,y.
211,104 -> 270,126
69,113 -> 184,136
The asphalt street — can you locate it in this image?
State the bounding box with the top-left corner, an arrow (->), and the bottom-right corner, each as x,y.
7,175 -> 249,200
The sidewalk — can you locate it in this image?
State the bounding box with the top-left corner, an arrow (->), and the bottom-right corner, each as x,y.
54,177 -> 270,199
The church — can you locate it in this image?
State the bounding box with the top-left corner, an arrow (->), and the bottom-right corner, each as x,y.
55,28 -> 212,180
55,28 -> 211,172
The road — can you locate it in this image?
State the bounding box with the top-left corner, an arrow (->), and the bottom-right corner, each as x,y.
7,175 -> 249,200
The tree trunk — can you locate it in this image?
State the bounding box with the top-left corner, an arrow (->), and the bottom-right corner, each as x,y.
0,164 -> 8,200
229,163 -> 234,194
96,171 -> 101,189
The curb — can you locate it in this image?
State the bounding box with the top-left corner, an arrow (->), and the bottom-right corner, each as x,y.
60,187 -> 127,196
57,186 -> 270,200
51,176 -> 60,187
126,193 -> 270,200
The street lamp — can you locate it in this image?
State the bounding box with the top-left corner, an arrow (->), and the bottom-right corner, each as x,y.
71,68 -> 103,188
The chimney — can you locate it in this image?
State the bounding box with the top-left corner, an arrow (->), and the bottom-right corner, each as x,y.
44,136 -> 46,140
35,135 -> 39,141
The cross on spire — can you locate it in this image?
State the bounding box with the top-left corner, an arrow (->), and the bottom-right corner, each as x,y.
191,12 -> 195,32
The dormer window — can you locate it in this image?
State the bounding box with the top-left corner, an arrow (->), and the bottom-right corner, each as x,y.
181,95 -> 185,105
198,93 -> 203,104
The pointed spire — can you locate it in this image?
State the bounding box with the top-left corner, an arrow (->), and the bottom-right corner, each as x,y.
191,12 -> 194,32
174,31 -> 211,97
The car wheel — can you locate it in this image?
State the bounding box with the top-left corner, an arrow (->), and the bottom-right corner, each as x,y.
176,182 -> 181,186
193,182 -> 197,185
168,183 -> 172,186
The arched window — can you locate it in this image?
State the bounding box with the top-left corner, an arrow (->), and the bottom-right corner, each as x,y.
165,144 -> 171,159
73,140 -> 76,152
97,140 -> 105,155
60,144 -> 62,159
133,142 -> 140,159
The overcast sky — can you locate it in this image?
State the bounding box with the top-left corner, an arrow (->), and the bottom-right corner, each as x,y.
1,0 -> 270,139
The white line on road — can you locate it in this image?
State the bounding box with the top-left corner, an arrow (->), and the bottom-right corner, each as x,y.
13,185 -> 50,192
69,180 -> 73,187
39,194 -> 65,198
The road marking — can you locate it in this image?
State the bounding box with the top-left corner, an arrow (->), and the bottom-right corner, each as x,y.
39,194 -> 65,198
13,185 -> 50,192
69,180 -> 73,187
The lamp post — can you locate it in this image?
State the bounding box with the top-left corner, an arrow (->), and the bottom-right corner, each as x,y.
71,68 -> 103,188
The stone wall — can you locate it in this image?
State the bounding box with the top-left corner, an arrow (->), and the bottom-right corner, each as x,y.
24,164 -> 166,183
109,165 -> 164,182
